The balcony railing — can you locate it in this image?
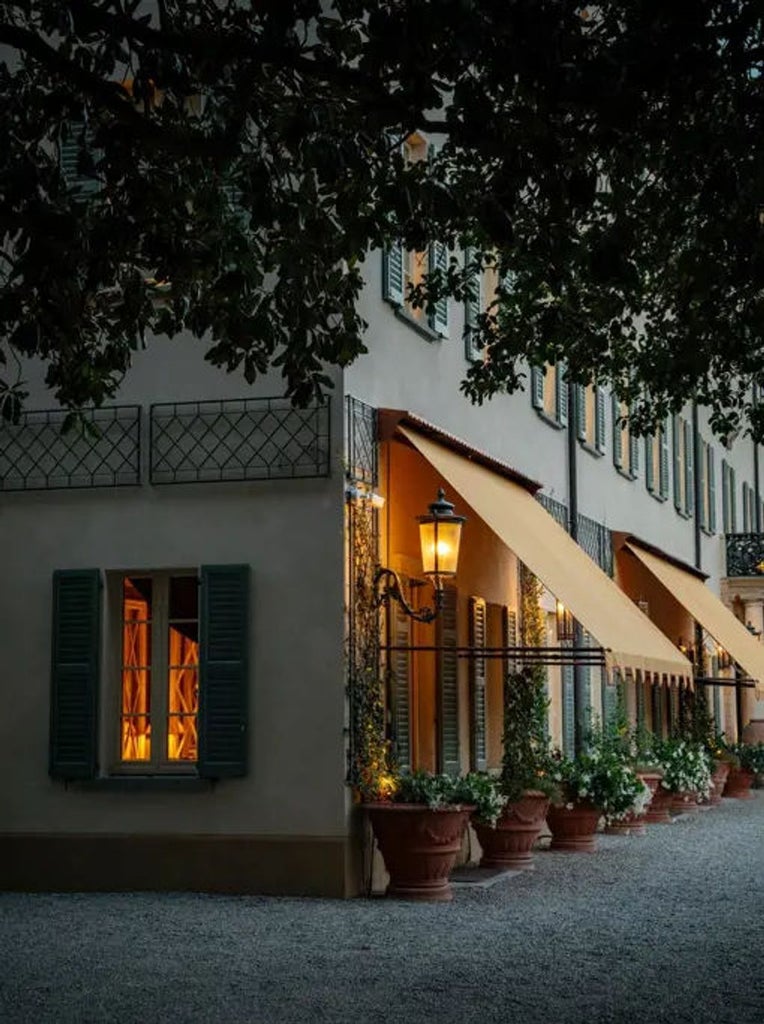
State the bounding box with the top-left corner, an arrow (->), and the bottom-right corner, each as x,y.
725,533 -> 764,577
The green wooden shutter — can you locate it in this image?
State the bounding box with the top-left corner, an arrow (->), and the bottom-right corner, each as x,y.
436,585 -> 460,776
531,366 -> 545,409
697,440 -> 707,529
383,244 -> 405,306
645,436 -> 655,493
391,601 -> 412,773
628,417 -> 639,477
198,564 -> 249,778
708,446 -> 717,533
60,121 -> 101,197
725,464 -> 733,528
743,482 -> 750,532
659,422 -> 670,498
722,461 -> 730,533
575,384 -> 587,441
636,679 -> 646,729
469,596 -> 487,771
502,605 -> 518,679
49,569 -> 101,780
428,241 -> 449,336
595,387 -> 606,453
464,253 -> 483,361
684,420 -> 694,515
602,678 -> 617,729
562,661 -> 575,757
673,416 -> 683,511
651,683 -> 663,736
556,363 -> 568,427
613,395 -> 623,469
713,677 -> 722,726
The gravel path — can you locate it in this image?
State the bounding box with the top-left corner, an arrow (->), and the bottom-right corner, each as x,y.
1,796 -> 763,1024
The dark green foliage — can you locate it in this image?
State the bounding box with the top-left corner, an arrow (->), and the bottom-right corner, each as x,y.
2,3 -> 764,438
501,668 -> 555,802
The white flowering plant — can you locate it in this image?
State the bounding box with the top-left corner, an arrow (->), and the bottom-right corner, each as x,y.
654,739 -> 713,798
550,745 -> 643,818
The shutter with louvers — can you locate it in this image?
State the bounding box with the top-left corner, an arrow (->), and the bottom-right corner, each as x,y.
708,446 -> 717,533
391,601 -> 412,773
651,683 -> 663,736
502,606 -> 518,679
198,565 -> 249,778
636,679 -> 646,729
556,363 -> 568,426
742,482 -> 750,532
659,422 -> 670,498
531,367 -> 545,409
469,597 -> 487,771
383,244 -> 405,306
684,420 -> 695,515
60,121 -> 101,198
629,417 -> 639,477
750,486 -> 756,533
645,436 -> 655,493
730,467 -> 737,530
49,569 -> 101,779
713,675 -> 722,726
436,585 -> 460,776
575,385 -> 587,441
429,241 -> 449,336
673,416 -> 682,511
722,461 -> 730,533
562,661 -> 575,757
697,440 -> 707,529
613,396 -> 624,468
602,678 -> 617,729
595,387 -> 606,453
464,253 -> 483,361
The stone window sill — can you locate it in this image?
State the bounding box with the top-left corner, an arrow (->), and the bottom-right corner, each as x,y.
534,409 -> 565,431
68,776 -> 213,793
386,301 -> 443,342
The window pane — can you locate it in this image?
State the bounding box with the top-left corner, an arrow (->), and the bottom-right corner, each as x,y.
121,577 -> 152,761
168,576 -> 199,762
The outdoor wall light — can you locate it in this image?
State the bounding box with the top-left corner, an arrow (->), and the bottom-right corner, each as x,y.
555,600 -> 575,642
678,637 -> 696,664
716,645 -> 732,670
375,489 -> 465,623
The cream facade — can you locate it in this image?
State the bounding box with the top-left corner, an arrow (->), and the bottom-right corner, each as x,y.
1,243 -> 764,897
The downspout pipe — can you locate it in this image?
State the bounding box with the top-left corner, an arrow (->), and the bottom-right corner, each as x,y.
568,380 -> 587,754
753,386 -> 761,533
691,402 -> 705,725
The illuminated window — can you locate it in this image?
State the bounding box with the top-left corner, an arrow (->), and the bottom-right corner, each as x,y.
613,399 -> 638,478
119,572 -> 199,769
383,134 -> 449,336
531,363 -> 568,426
464,259 -> 500,362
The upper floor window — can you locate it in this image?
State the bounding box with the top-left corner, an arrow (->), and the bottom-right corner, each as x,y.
742,481 -> 757,532
464,256 -> 500,362
382,133 -> 448,338
613,399 -> 639,479
575,383 -> 606,454
721,460 -> 737,532
531,363 -> 568,428
645,422 -> 669,499
673,415 -> 694,518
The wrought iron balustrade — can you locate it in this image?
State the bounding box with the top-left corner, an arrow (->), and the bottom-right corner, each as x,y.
725,532 -> 764,577
0,406 -> 140,491
345,396 -> 377,486
149,397 -> 330,484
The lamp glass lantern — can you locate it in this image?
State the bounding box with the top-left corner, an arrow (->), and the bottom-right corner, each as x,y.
555,600 -> 575,642
417,489 -> 465,591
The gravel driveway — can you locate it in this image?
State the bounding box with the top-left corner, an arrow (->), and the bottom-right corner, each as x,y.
1,796 -> 762,1024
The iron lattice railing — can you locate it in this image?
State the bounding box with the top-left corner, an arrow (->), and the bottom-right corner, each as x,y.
0,406 -> 140,491
725,532 -> 764,577
536,494 -> 613,576
149,397 -> 330,484
536,492 -> 568,529
345,395 -> 377,486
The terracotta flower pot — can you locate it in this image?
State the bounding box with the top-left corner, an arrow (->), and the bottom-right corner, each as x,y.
365,803 -> 473,902
708,761 -> 731,806
546,800 -> 601,853
644,786 -> 674,824
473,791 -> 551,870
604,817 -> 634,836
670,790 -> 699,814
723,766 -> 756,800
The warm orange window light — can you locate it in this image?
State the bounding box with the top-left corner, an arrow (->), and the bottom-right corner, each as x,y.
121,577 -> 152,761
418,489 -> 465,584
167,576 -> 199,762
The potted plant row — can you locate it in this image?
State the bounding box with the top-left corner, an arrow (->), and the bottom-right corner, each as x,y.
725,742 -> 764,799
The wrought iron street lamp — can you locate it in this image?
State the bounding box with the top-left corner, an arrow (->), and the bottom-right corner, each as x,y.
375,489 -> 466,623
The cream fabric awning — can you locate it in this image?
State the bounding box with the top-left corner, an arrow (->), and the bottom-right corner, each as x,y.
399,427 -> 692,683
624,541 -> 764,698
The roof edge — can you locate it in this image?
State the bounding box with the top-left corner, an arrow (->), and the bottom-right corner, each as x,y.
378,409 -> 541,494
614,532 -> 709,581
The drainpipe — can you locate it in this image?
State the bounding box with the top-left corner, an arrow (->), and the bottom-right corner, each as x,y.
753,386 -> 761,533
691,403 -> 705,725
568,380 -> 587,754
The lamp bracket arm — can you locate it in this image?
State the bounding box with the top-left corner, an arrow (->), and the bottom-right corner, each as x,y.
373,566 -> 441,623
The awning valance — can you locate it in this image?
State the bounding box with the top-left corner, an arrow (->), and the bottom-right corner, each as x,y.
398,426 -> 692,683
624,541 -> 764,697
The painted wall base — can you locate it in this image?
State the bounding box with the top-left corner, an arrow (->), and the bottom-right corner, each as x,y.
0,833 -> 364,898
